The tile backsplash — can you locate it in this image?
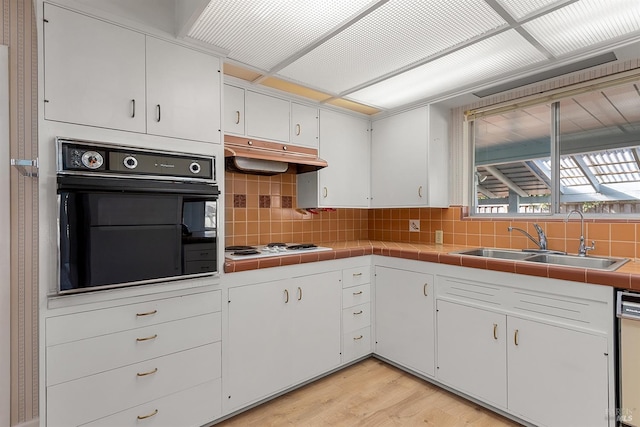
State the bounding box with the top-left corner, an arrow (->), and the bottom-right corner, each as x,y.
225,172 -> 640,260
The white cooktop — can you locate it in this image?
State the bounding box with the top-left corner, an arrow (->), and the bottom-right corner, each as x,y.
224,244 -> 332,260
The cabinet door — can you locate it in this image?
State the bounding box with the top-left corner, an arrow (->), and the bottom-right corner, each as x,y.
290,103 -> 318,148
246,91 -> 290,142
375,266 -> 435,376
318,110 -> 370,207
290,271 -> 341,383
436,300 -> 507,408
226,280 -> 292,411
371,107 -> 428,207
146,37 -> 221,143
224,84 -> 245,135
507,317 -> 609,427
43,4 -> 146,132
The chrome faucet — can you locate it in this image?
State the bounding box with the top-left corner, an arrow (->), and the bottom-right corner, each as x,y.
507,224 -> 547,250
565,210 -> 595,257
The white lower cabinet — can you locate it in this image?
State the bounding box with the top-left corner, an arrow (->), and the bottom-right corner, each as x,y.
226,271 -> 342,411
436,300 -> 507,408
341,266 -> 372,363
45,289 -> 222,427
374,266 -> 435,377
435,272 -> 613,427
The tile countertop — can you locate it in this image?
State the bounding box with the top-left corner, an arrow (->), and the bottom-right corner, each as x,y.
224,240 -> 640,291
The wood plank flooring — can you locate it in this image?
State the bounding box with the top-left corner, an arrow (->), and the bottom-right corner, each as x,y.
216,358 -> 522,426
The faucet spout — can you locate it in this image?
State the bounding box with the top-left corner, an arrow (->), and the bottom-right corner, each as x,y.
508,224 -> 547,250
565,210 -> 595,256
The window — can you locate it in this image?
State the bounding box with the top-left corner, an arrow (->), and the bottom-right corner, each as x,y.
470,74 -> 640,216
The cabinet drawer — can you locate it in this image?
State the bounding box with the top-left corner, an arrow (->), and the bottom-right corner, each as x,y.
47,342 -> 221,427
80,378 -> 222,427
184,260 -> 217,274
342,284 -> 371,308
342,267 -> 370,288
343,327 -> 371,362
47,312 -> 221,385
342,302 -> 371,333
47,290 -> 221,346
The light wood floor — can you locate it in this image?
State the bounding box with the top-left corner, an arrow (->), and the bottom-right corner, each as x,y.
216,358 -> 522,426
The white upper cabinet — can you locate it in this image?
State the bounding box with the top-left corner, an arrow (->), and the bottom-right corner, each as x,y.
43,4 -> 221,143
223,84 -> 245,135
146,37 -> 221,143
44,4 -> 146,133
290,102 -> 318,148
371,105 -> 449,207
246,90 -> 290,143
297,109 -> 370,208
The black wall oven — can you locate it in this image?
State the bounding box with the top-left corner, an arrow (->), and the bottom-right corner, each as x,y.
56,138 -> 219,294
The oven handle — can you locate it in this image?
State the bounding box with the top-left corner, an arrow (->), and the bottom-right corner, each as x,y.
57,175 -> 220,196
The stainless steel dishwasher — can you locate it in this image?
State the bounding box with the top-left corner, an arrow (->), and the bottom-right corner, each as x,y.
617,290 -> 640,427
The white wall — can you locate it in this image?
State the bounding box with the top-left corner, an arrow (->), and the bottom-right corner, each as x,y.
1,44 -> 11,427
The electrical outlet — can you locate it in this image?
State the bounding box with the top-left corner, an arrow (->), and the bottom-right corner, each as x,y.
435,230 -> 444,244
409,220 -> 420,232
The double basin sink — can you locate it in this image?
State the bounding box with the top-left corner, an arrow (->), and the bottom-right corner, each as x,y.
452,248 -> 629,271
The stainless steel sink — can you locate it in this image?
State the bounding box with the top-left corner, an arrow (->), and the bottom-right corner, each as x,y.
453,247 -> 629,271
524,253 -> 629,271
452,248 -> 532,260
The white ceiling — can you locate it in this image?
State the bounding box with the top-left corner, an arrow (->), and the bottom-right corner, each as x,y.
73,0 -> 640,113
184,0 -> 640,112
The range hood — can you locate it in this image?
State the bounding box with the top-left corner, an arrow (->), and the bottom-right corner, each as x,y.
224,135 -> 327,175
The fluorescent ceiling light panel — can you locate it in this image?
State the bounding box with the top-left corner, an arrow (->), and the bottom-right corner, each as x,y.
187,0 -> 377,70
278,0 -> 506,94
347,30 -> 548,109
522,0 -> 640,56
494,0 -> 571,20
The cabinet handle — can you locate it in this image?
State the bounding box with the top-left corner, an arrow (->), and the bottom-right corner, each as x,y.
137,409 -> 158,420
352,272 -> 362,277
136,309 -> 157,317
131,99 -> 136,118
156,104 -> 161,122
353,291 -> 363,295
136,334 -> 158,342
297,286 -> 302,301
353,335 -> 364,341
284,289 -> 289,303
136,367 -> 158,377
418,186 -> 423,198
235,110 -> 240,125
514,329 -> 519,346
353,310 -> 363,315
493,323 -> 498,340
295,123 -> 301,136
423,283 -> 428,296
323,187 -> 328,198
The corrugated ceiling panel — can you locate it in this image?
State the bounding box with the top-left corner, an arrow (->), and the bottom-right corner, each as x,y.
188,0 -> 378,70
522,0 -> 640,56
495,0 -> 567,20
347,30 -> 548,109
277,0 -> 506,95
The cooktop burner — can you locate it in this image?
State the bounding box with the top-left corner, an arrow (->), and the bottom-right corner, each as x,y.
224,243 -> 332,260
225,245 -> 256,251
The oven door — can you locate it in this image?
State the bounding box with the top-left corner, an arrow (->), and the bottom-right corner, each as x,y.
58,175 -> 219,293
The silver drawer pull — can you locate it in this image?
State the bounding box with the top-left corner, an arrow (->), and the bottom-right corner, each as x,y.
137,409 -> 158,420
136,367 -> 158,377
353,310 -> 363,315
353,291 -> 363,295
353,335 -> 364,341
352,272 -> 363,277
136,334 -> 158,342
136,309 -> 157,317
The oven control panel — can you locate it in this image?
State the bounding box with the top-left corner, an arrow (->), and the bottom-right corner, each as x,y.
57,138 -> 215,181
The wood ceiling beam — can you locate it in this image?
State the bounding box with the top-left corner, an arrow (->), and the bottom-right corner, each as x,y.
484,165 -> 529,198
